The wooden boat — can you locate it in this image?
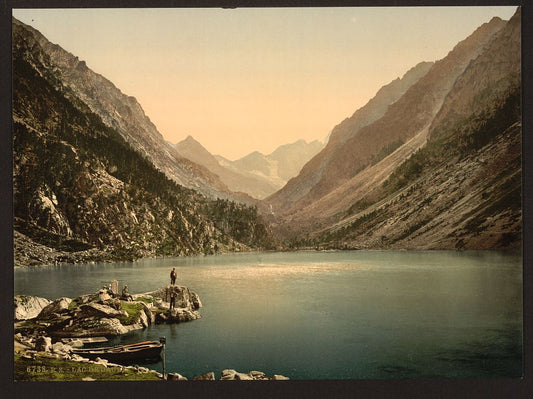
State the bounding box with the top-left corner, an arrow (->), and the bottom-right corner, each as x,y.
70,341 -> 163,362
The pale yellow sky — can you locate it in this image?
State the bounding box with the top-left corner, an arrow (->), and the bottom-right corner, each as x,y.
14,7 -> 517,160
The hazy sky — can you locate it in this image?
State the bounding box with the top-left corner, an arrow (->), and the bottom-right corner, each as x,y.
13,7 -> 517,160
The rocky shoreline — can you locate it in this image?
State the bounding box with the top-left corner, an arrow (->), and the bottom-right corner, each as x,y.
15,284 -> 202,337
14,230 -> 127,268
14,285 -> 289,381
15,337 -> 288,381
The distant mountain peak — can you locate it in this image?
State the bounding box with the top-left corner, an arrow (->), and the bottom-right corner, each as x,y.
175,135 -> 202,147
243,150 -> 266,159
183,134 -> 197,142
175,135 -> 213,160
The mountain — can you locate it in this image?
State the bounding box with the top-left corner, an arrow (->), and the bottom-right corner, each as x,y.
12,18 -> 243,202
266,16 -> 507,216
264,61 -> 434,212
12,17 -> 275,266
173,136 -> 280,199
218,140 -> 324,196
268,139 -> 325,181
174,136 -> 323,199
263,10 -> 521,250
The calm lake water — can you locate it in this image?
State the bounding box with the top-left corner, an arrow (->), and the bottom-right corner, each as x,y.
14,250 -> 523,379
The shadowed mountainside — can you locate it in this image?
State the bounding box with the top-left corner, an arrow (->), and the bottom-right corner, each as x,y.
12,18 -> 249,203
13,18 -> 275,266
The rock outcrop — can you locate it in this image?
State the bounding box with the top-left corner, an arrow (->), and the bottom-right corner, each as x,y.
14,285 -> 202,338
141,285 -> 202,323
14,295 -> 51,320
37,297 -> 72,317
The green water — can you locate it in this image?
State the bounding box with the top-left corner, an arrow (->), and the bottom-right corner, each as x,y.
15,250 -> 523,379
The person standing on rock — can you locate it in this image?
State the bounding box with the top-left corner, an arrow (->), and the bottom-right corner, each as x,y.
169,289 -> 177,310
170,268 -> 177,285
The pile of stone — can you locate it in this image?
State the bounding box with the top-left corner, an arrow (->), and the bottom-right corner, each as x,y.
167,369 -> 289,381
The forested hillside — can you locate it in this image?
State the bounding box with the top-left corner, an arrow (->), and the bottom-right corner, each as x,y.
13,24 -> 274,266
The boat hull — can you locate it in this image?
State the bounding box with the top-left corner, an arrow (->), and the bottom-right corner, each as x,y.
71,341 -> 163,363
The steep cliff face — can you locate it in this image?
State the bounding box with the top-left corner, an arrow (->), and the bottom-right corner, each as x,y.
266,17 -> 506,215
12,18 -> 241,201
265,61 -> 433,212
265,10 -> 521,250
13,20 -> 275,267
429,12 -> 521,143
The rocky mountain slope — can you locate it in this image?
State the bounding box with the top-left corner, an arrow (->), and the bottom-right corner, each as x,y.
263,10 -> 521,250
173,136 -> 280,199
266,16 -> 506,215
13,19 -> 275,267
265,61 -> 433,212
12,18 -> 243,202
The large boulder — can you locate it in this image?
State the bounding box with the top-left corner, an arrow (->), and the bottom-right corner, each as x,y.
78,303 -> 128,319
140,302 -> 155,324
220,369 -> 288,380
234,372 -> 254,381
82,317 -> 130,336
136,309 -> 149,328
250,371 -> 267,379
37,297 -> 72,320
167,373 -> 188,381
220,369 -> 237,380
190,291 -> 202,309
176,309 -> 201,322
34,336 -> 52,352
72,293 -> 99,306
53,317 -> 129,337
14,295 -> 51,320
51,341 -> 73,356
194,372 -> 215,380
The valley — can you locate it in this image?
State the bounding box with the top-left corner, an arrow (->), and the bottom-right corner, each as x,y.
12,8 -> 522,267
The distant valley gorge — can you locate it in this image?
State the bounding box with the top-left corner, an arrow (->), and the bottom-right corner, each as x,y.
11,8 -> 521,267
172,136 -> 324,200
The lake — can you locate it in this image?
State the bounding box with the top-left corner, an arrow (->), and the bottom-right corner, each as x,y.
14,250 -> 523,379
